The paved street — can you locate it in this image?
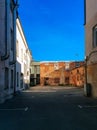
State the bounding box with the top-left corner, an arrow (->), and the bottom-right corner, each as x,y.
0,86 -> 97,130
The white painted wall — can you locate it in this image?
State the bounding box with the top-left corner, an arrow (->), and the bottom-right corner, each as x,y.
16,18 -> 31,90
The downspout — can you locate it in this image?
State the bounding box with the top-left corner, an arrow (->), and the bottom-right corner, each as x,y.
9,0 -> 19,94
1,0 -> 10,61
10,1 -> 18,65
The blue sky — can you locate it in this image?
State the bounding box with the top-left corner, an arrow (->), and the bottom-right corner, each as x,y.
18,0 -> 84,61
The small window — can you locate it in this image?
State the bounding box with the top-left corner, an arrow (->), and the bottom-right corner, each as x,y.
5,68 -> 9,89
21,49 -> 23,61
27,71 -> 29,76
93,25 -> 97,48
17,72 -> 19,87
77,69 -> 79,74
54,63 -> 59,70
30,69 -> 31,74
16,40 -> 19,57
11,70 -> 14,88
11,29 -> 13,50
75,62 -> 80,67
54,78 -> 60,83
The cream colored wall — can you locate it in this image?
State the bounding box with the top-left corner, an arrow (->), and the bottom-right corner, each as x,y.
86,0 -> 97,97
86,0 -> 97,23
86,0 -> 97,61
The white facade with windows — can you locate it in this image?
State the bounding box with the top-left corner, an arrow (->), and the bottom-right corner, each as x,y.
16,18 -> 32,90
0,0 -> 32,103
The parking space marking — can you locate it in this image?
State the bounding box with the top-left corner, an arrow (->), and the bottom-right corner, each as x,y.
0,107 -> 28,111
78,105 -> 97,109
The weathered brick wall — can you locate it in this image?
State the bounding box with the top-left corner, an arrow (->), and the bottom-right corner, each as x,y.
40,62 -> 85,87
70,66 -> 85,87
40,62 -> 67,86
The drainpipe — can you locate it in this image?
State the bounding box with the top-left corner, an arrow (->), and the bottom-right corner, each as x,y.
9,0 -> 19,94
1,0 -> 10,61
85,56 -> 88,86
9,0 -> 18,65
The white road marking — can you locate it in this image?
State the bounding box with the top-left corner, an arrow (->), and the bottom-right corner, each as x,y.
23,90 -> 57,93
78,105 -> 97,109
0,107 -> 28,111
78,105 -> 83,108
25,107 -> 28,111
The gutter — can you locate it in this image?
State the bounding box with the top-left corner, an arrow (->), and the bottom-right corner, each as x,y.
1,0 -> 10,61
10,0 -> 19,65
10,0 -> 19,95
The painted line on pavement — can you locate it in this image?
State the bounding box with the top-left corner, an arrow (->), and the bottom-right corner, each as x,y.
0,107 -> 28,111
78,105 -> 97,109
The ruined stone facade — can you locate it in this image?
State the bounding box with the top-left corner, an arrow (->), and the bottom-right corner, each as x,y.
40,61 -> 85,87
40,62 -> 69,86
69,62 -> 85,87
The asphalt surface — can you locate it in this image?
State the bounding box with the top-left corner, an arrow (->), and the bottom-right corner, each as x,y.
0,86 -> 97,130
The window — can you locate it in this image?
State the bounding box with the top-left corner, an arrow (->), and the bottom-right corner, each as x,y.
11,29 -> 13,50
75,62 -> 80,67
54,78 -> 60,83
10,2 -> 14,28
17,72 -> 19,87
5,68 -> 9,89
21,49 -> 23,61
77,69 -> 79,74
36,66 -> 40,73
16,40 -> 19,57
65,63 -> 70,70
30,69 -> 31,74
27,71 -> 29,76
93,26 -> 97,48
54,63 -> 59,70
65,77 -> 69,84
11,70 -> 13,88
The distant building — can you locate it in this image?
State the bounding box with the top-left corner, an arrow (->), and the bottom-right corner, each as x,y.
0,0 -> 18,103
69,62 -> 85,87
40,61 -> 85,87
85,0 -> 97,97
30,61 -> 40,86
40,62 -> 69,86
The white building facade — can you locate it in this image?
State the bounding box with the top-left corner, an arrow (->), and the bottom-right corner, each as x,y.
16,18 -> 32,91
0,0 -> 32,103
